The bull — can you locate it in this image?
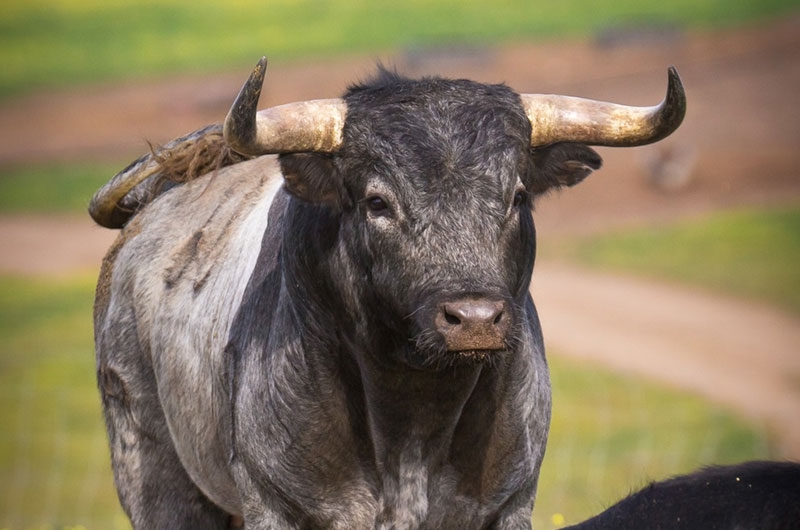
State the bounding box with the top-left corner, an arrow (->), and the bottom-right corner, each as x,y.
90,58 -> 685,529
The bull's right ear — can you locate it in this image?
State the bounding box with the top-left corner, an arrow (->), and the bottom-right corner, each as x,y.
279,153 -> 343,208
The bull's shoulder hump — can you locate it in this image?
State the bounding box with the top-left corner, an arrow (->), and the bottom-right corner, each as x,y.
106,155 -> 285,306
118,156 -> 283,257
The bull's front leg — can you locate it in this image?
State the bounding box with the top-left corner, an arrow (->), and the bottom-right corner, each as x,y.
491,509 -> 534,530
489,482 -> 537,530
231,463 -> 303,530
239,508 -> 300,530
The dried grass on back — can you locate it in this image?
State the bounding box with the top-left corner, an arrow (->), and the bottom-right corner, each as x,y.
90,124 -> 252,228
148,124 -> 249,187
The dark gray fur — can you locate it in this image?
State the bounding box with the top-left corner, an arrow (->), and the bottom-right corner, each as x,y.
94,70 -> 602,529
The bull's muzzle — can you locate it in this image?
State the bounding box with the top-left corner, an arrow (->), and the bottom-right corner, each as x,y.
435,297 -> 510,354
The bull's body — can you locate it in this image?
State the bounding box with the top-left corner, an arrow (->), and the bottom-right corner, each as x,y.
96,155 -> 550,529
93,66 -> 685,529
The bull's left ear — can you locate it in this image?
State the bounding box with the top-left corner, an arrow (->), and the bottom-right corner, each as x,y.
528,143 -> 602,195
279,153 -> 343,208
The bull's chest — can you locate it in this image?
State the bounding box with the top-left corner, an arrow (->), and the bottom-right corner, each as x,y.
251,442 -> 529,529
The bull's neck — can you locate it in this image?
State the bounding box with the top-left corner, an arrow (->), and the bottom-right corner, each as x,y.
281,200 -> 494,523
357,355 -> 485,527
364,361 -> 482,448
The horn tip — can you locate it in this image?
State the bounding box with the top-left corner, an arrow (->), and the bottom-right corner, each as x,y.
253,56 -> 268,83
224,56 -> 269,154
664,65 -> 687,128
667,66 -> 684,94
242,56 -> 269,107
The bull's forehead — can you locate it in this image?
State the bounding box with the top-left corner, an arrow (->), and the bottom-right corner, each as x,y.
343,75 -> 530,149
341,74 -> 531,203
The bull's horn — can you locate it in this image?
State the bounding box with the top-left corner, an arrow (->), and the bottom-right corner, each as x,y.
522,67 -> 686,147
224,57 -> 347,156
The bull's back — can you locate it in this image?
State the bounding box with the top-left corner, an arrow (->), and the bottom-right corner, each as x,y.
94,155 -> 285,513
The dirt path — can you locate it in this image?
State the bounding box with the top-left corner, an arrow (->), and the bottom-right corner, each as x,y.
0,214 -> 115,276
534,262 -> 800,459
1,16 -> 798,458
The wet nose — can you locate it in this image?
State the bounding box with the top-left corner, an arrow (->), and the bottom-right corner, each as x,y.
435,298 -> 510,352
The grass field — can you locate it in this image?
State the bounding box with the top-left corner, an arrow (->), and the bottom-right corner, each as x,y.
542,204 -> 800,315
2,0 -> 798,98
0,273 -> 775,529
0,164 -> 117,214
536,355 -> 773,528
0,275 -> 127,530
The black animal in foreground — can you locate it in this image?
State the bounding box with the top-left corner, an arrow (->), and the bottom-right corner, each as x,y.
90,58 -> 685,529
563,461 -> 800,530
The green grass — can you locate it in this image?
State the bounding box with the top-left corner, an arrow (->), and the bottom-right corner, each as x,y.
542,204 -> 800,315
534,355 -> 773,529
0,275 -> 774,529
0,275 -> 130,530
0,163 -> 118,214
2,0 -> 798,98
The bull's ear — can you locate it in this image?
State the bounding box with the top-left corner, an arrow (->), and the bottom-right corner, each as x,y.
279,153 -> 342,207
528,143 -> 602,195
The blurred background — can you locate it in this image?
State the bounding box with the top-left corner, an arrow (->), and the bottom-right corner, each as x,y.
1,1 -> 799,528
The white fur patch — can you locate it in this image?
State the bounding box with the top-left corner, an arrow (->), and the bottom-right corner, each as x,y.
113,156 -> 285,514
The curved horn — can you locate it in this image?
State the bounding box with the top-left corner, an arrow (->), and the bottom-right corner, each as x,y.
88,152 -> 162,229
522,66 -> 686,147
224,57 -> 347,156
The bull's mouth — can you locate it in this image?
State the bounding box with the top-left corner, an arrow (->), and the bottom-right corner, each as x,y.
450,347 -> 508,364
405,343 -> 508,370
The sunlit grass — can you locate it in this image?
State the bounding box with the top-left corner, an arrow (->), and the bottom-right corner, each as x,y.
542,204 -> 800,314
0,275 -> 131,530
534,354 -> 773,529
0,274 -> 774,529
0,163 -> 117,214
1,0 -> 798,97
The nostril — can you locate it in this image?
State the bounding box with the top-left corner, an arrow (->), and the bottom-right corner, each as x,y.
444,311 -> 461,326
493,310 -> 504,325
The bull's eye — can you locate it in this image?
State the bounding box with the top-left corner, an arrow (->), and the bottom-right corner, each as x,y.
366,195 -> 389,213
513,190 -> 527,208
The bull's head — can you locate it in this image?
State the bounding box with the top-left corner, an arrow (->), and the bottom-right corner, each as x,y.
92,58 -> 685,370
223,58 -> 685,369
